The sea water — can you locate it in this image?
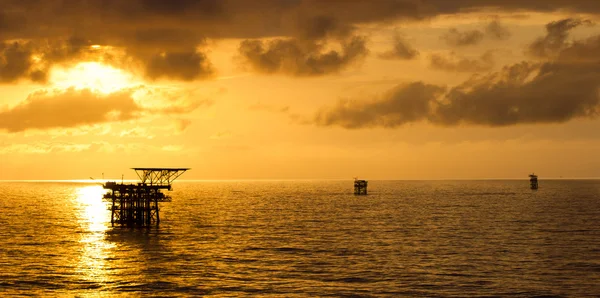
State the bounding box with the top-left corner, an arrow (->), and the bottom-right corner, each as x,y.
0,180 -> 599,297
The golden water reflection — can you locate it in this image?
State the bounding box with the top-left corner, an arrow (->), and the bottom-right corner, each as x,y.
75,185 -> 116,288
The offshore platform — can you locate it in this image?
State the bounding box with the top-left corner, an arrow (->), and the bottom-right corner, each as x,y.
354,178 -> 368,195
529,173 -> 538,190
103,168 -> 189,227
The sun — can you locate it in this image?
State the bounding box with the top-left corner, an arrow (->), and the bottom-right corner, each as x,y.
50,62 -> 136,93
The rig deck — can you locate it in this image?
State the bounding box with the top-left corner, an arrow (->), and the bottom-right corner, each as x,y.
354,179 -> 368,195
103,168 -> 189,227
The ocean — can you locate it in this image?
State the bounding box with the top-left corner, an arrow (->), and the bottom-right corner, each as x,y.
0,180 -> 599,297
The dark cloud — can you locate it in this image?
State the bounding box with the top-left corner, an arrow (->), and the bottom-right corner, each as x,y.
429,51 -> 494,72
0,38 -> 103,84
434,61 -> 600,126
41,37 -> 92,64
0,41 -> 37,83
0,88 -> 141,132
238,36 -> 368,76
2,1 -> 600,41
378,33 -> 419,60
1,1 -> 600,82
145,51 -> 214,81
128,29 -> 203,52
317,30 -> 600,128
237,14 -> 369,76
441,28 -> 485,47
485,20 -> 511,40
528,18 -> 594,58
293,15 -> 354,40
557,35 -> 600,63
315,82 -> 446,128
441,20 -> 511,47
428,0 -> 600,14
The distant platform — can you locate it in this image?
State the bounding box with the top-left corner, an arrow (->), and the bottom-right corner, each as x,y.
354,179 -> 368,195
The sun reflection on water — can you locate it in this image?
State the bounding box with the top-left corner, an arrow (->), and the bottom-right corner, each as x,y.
78,185 -> 110,232
75,185 -> 116,288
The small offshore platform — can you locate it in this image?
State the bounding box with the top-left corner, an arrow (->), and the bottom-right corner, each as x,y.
354,178 -> 368,195
103,168 -> 189,227
529,173 -> 538,190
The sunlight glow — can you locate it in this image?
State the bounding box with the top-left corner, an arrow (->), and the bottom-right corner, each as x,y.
75,185 -> 115,287
51,62 -> 136,93
77,185 -> 110,232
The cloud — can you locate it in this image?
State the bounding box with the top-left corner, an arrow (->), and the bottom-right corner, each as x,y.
440,20 -> 512,47
441,28 -> 485,47
485,20 -> 511,40
0,88 -> 141,132
238,35 -> 368,76
2,1 -> 600,82
528,18 -> 594,58
426,0 -> 600,14
429,51 -> 494,72
315,82 -> 446,128
0,84 -> 211,132
176,119 -> 192,132
237,15 -> 368,76
119,127 -> 154,139
0,41 -> 40,83
434,61 -> 600,126
137,86 -> 214,114
143,51 -> 214,81
316,30 -> 600,128
0,142 -> 92,154
0,38 -> 114,84
378,33 -> 419,60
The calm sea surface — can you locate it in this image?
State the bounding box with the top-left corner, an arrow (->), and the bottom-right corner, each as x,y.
0,180 -> 599,297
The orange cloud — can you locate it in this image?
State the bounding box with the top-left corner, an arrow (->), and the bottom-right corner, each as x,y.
0,85 -> 211,132
0,88 -> 140,132
429,51 -> 495,73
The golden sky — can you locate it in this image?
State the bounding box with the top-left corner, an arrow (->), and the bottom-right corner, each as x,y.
1,0 -> 600,180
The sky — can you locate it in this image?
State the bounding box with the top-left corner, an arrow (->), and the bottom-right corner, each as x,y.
1,0 -> 600,180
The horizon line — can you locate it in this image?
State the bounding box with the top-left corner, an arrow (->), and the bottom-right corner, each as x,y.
1,177 -> 600,183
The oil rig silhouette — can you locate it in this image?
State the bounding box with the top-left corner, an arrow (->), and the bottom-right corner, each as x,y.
529,173 -> 538,190
354,178 -> 368,195
103,168 -> 189,227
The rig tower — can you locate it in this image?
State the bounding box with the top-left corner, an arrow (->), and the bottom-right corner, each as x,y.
103,168 -> 189,227
354,178 -> 368,195
529,173 -> 538,190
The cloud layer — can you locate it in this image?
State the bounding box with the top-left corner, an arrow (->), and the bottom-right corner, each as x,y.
317,20 -> 600,128
378,33 -> 419,60
0,88 -> 140,132
0,86 -> 211,132
528,18 -> 594,58
1,1 -> 599,82
440,21 -> 511,47
441,29 -> 485,47
238,36 -> 368,76
429,51 -> 495,72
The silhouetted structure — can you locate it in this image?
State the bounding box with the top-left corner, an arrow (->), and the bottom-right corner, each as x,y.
354,179 -> 368,195
529,173 -> 538,190
103,168 -> 189,226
